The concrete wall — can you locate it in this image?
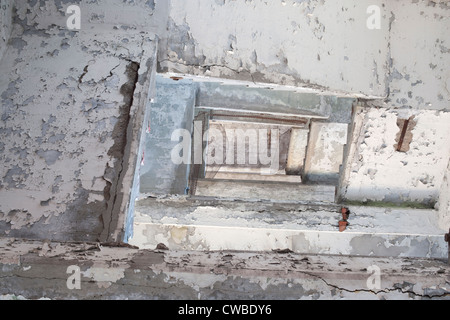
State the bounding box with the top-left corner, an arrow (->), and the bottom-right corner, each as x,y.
161,0 -> 450,110
0,0 -> 449,300
0,0 -> 13,63
0,0 -> 158,242
340,106 -> 450,208
388,0 -> 450,111
162,0 -> 388,97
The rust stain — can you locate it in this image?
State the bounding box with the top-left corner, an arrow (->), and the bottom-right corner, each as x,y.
395,116 -> 416,153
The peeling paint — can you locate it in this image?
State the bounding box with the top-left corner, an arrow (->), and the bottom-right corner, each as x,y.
0,239 -> 449,300
0,0 -> 449,300
342,107 -> 450,206
0,0 -> 157,242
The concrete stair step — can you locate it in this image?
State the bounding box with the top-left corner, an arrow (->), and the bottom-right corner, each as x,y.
206,172 -> 302,183
129,197 -> 448,259
194,178 -> 336,203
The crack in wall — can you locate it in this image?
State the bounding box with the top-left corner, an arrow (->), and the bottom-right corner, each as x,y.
159,58 -> 256,84
101,60 -> 140,242
303,270 -> 450,299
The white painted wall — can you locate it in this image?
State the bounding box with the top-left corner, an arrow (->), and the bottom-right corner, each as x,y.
162,0 -> 450,110
388,1 -> 450,111
164,0 -> 388,97
341,107 -> 450,209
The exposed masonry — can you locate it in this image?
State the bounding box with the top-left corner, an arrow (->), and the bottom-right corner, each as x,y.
0,239 -> 449,300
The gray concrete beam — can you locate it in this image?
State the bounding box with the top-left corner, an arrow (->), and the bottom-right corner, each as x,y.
0,238 -> 449,300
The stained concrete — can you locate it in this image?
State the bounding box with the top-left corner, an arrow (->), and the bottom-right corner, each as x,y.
0,0 -> 449,300
194,180 -> 335,203
438,159 -> 450,230
286,128 -> 309,175
1,238 -> 449,300
139,75 -> 197,195
388,1 -> 450,110
130,197 -> 447,259
162,0 -> 389,97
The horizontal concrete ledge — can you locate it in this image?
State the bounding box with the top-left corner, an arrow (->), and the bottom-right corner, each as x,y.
0,238 -> 449,300
162,72 -> 383,101
209,172 -> 303,183
196,106 -> 328,120
195,179 -> 336,203
130,197 -> 448,259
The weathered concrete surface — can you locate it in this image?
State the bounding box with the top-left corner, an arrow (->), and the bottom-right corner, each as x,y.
1,238 -> 449,300
303,122 -> 348,184
194,180 -> 335,203
130,197 -> 447,259
210,172 -> 302,183
1,0 -> 449,301
340,106 -> 450,207
161,0 -> 388,97
387,1 -> 450,111
160,0 -> 450,110
140,75 -> 196,195
286,128 -> 309,176
0,1 -> 157,242
194,78 -> 355,123
0,0 -> 13,63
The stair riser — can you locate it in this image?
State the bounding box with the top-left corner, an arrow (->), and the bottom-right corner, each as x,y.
131,223 -> 447,259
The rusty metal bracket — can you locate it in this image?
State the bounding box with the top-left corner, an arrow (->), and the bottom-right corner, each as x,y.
339,207 -> 350,232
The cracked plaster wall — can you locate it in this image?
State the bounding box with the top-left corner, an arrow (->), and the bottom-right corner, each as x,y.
161,0 -> 450,110
0,0 -> 159,242
0,0 -> 449,300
